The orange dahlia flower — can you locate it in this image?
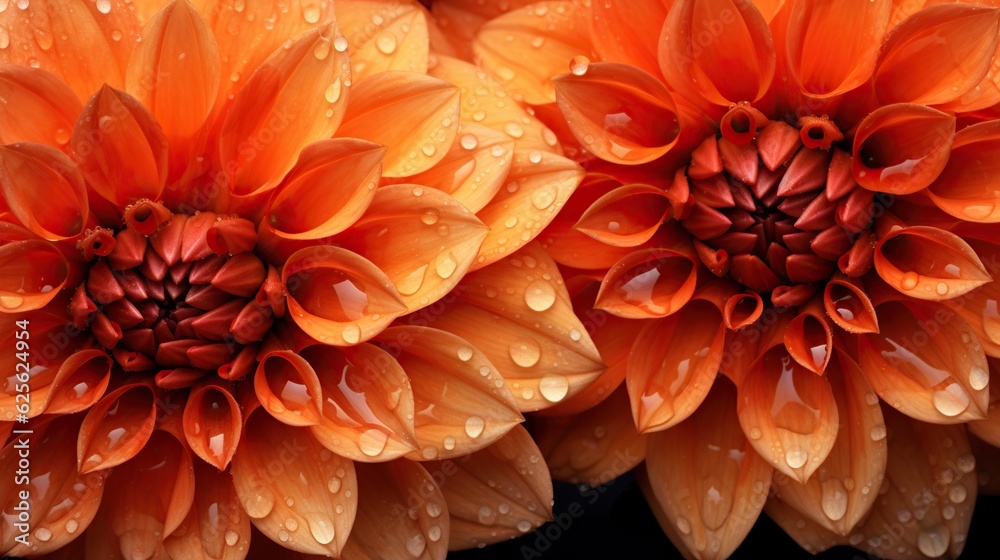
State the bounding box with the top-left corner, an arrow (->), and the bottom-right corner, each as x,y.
0,0 -> 597,558
463,0 -> 1000,558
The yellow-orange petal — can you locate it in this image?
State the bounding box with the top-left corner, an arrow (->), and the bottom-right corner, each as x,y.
428,425 -> 553,550
553,62 -> 680,165
627,300 -> 724,433
645,378 -> 774,559
589,0 -> 669,75
0,0 -> 139,101
783,309 -> 832,375
786,0 -> 891,98
336,71 -> 459,178
596,248 -> 698,319
534,387 -> 647,487
305,343 -> 419,463
341,461 -> 449,560
824,275 -> 879,334
873,3 -> 1000,105
77,380 -> 158,474
231,409 -> 358,556
335,184 -> 488,313
72,85 -> 169,206
575,183 -> 670,247
0,66 -> 81,147
771,352 -> 887,535
0,142 -> 87,240
738,345 -> 839,482
254,351 -> 324,427
267,138 -> 384,239
219,21 -> 350,197
928,119 -> 1000,223
374,326 -> 522,460
859,299 -> 989,423
334,0 -> 429,81
875,226 -> 992,300
659,0 -> 776,106
282,246 -> 407,345
405,123 -> 513,214
473,149 -> 583,269
428,0 -> 537,59
182,381 -> 241,469
163,459 -> 252,560
427,243 -> 605,412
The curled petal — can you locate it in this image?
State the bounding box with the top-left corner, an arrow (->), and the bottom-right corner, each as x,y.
0,66 -> 81,146
254,351 -> 324,427
723,291 -> 763,330
336,185 -> 488,313
737,345 -> 839,482
306,343 -> 419,463
553,62 -> 680,165
336,71 -> 459,178
626,300 -> 724,432
574,184 -> 670,247
40,349 -> 112,415
219,21 -> 351,197
646,378 -> 774,559
859,300 -> 989,423
374,326 -> 522,460
283,246 -> 407,346
0,142 -> 87,240
824,275 -> 879,334
231,410 -> 358,556
163,460 -> 251,560
873,3 -> 1000,105
183,381 -> 242,469
335,0 -> 429,81
596,249 -> 698,319
77,381 -> 158,474
852,103 -> 955,195
875,226 -> 992,300
928,119 -> 1000,223
427,426 -> 552,550
783,311 -> 832,375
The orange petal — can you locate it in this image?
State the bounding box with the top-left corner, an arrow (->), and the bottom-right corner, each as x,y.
305,343 -> 419,462
405,123 -> 513,214
336,71 -> 459,178
335,184 -> 488,312
254,351 -> 324,427
723,291 -> 764,329
645,378 -> 774,559
928,119 -> 1000,223
267,138 -> 384,239
0,66 -> 81,147
334,0 -> 429,81
341,461 -> 449,560
738,345 -> 840,482
875,226 -> 992,300
0,310 -> 84,417
0,0 -> 140,101
771,352 -> 887,535
534,386 -> 647,486
824,275 -> 879,334
852,103 -> 955,195
859,299 -> 989,423
71,86 -> 169,206
0,415 -> 106,557
553,62 -> 680,165
473,149 -> 583,269
659,0 -> 776,106
39,349 -> 113,415
596,248 -> 698,319
373,326 -> 522,460
163,459 -> 252,560
282,246 -> 407,345
873,3 -> 1000,105
786,0 -> 891,98
627,300 -> 725,432
473,1 -> 592,105
77,380 -> 158,474
968,358 -> 1000,450
574,183 -> 670,247
231,409 -> 358,556
182,381 -> 242,469
427,243 -> 605,412
783,310 -> 832,375
219,21 -> 350,197
943,239 -> 1000,357
589,0 -> 669,75
427,425 -> 552,550
428,0 -> 538,59
0,142 -> 87,240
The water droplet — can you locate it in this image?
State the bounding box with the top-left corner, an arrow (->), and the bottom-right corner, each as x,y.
35,528 -> 51,542
325,79 -> 342,103
66,519 -> 79,534
785,446 -> 808,469
538,374 -> 569,402
428,525 -> 442,542
933,383 -> 971,417
901,271 -> 919,290
528,150 -> 542,163
478,505 -> 496,524
460,134 -> 479,150
314,39 -> 332,60
406,534 -> 427,557
465,416 -> 485,438
569,55 -> 590,76
870,425 -> 886,441
969,366 -> 989,391
376,33 -> 397,54
936,282 -> 949,295
517,520 -> 532,532
676,516 -> 691,534
916,525 -> 950,558
508,337 -> 541,368
358,428 -> 388,457
457,346 -> 474,361
524,280 -> 556,311
0,295 -> 25,309
342,324 -> 361,344
504,122 -> 524,138
865,391 -> 879,405
306,513 -> 337,545
96,0 -> 111,14
303,4 -> 321,23
531,185 -> 557,210
436,253 -> 458,279
285,518 -> 299,531
33,28 -> 52,51
225,530 -> 239,546
569,328 -> 582,341
749,427 -> 762,440
426,502 -> 442,517
333,35 -> 348,52
957,453 -> 976,473
421,208 -> 440,225
949,484 -> 967,503
443,436 -> 456,450
820,479 -> 848,521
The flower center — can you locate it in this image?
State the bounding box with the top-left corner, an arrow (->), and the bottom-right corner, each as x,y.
671,107 -> 879,307
71,200 -> 284,386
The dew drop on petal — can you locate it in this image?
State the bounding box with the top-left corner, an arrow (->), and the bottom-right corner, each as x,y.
538,374 -> 569,402
524,280 -> 556,311
916,525 -> 950,558
225,530 -> 239,546
465,416 -> 485,438
969,367 -> 989,391
785,446 -> 808,469
508,338 -> 541,368
457,346 -> 474,361
342,324 -> 361,344
569,55 -> 590,76
932,383 -> 970,417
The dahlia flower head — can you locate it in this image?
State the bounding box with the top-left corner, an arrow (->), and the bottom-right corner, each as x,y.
0,0 -> 611,558
454,0 -> 1000,558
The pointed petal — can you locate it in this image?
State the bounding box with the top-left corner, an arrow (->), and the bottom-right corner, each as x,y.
859,299 -> 989,423
283,246 -> 407,345
40,349 -> 113,415
336,71 -> 459,178
783,310 -> 833,375
0,66 -> 81,147
943,239 -> 1000,358
254,351 -> 324,427
0,233 -> 68,313
724,292 -> 763,330
875,226 -> 992,300
373,326 -> 522,460
553,62 -> 680,165
824,275 -> 879,334
590,0 -> 669,75
929,119 -> 1000,223
596,249 -> 698,319
335,0 -> 429,81
183,381 -> 242,469
77,381 -> 158,474
163,459 -> 252,560
646,378 -> 774,560
575,184 -> 670,247
0,142 -> 87,240
231,410 -> 358,556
